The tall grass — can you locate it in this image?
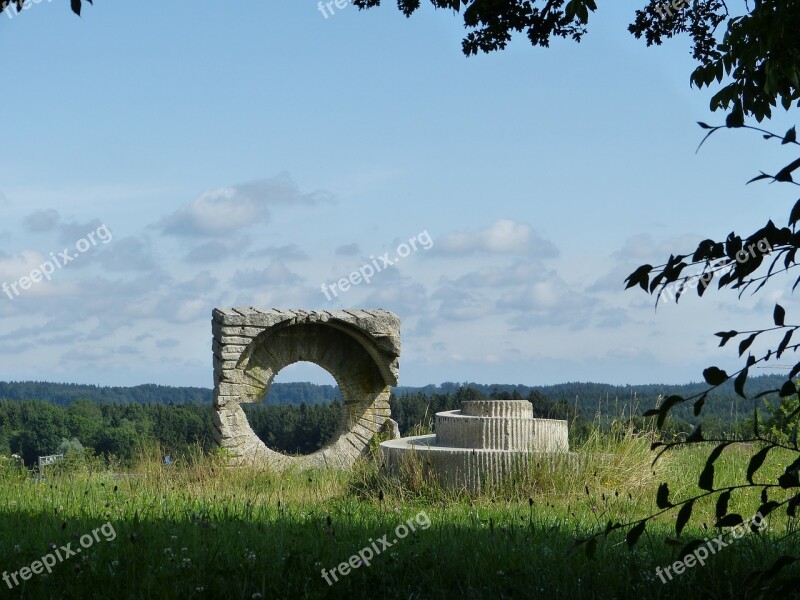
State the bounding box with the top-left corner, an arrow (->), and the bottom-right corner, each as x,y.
0,424 -> 797,599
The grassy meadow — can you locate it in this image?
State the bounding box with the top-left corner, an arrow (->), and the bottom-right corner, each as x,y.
0,423 -> 798,599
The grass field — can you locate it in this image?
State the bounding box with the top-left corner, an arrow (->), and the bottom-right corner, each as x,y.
1,423 -> 798,599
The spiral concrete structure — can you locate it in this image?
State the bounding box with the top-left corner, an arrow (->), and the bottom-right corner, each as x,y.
381,399 -> 568,491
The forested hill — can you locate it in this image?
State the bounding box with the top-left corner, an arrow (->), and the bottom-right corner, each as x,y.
395,374 -> 788,423
394,374 -> 788,402
0,381 -> 341,406
0,374 -> 787,417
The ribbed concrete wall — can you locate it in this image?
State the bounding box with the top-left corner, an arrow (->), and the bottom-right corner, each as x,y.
381,435 -> 577,492
460,400 -> 533,418
381,399 -> 569,491
435,412 -> 537,451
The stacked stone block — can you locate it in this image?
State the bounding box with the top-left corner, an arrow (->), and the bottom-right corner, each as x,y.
212,307 -> 400,470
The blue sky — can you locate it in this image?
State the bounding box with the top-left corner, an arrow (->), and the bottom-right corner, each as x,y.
1,1 -> 797,389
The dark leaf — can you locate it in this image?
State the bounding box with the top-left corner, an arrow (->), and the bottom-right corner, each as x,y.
790,199 -> 800,228
739,334 -> 758,357
700,442 -> 729,491
778,470 -> 800,488
775,304 -> 786,327
656,483 -> 672,509
697,271 -> 712,296
624,264 -> 652,291
71,0 -> 80,15
734,368 -> 748,398
787,494 -> 800,517
779,457 -> 800,489
679,539 -> 706,561
757,501 -> 780,518
783,127 -> 797,145
725,104 -> 744,128
693,395 -> 706,416
686,424 -> 703,443
716,491 -> 730,519
716,514 -> 744,527
776,157 -> 800,183
780,380 -> 797,397
676,501 -> 694,537
778,329 -> 795,359
657,395 -> 684,427
703,366 -> 729,386
626,520 -> 646,549
715,330 -> 738,347
747,447 -> 771,484
649,271 -> 665,294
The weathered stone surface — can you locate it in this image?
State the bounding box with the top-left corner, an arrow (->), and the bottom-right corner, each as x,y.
212,307 -> 401,470
381,418 -> 401,440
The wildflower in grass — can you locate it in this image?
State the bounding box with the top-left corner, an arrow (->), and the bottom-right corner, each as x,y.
245,550 -> 256,565
196,587 -> 204,593
252,594 -> 262,600
182,558 -> 192,569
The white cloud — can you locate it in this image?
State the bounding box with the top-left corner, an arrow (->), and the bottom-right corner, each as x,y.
160,173 -> 328,237
435,219 -> 558,257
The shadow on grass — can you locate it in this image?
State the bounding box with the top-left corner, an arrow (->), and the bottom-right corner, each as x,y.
0,496 -> 797,600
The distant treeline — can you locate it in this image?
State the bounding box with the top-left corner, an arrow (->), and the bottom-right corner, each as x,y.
395,375 -> 786,429
1,375 -> 786,419
0,375 -> 787,466
0,381 -> 341,406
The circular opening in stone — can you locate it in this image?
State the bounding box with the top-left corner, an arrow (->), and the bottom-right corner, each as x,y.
241,362 -> 345,456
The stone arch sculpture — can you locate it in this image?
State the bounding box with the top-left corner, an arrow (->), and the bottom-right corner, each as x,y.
212,307 -> 400,469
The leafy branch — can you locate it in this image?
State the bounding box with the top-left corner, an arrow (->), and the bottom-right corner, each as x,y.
572,125 -> 800,591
